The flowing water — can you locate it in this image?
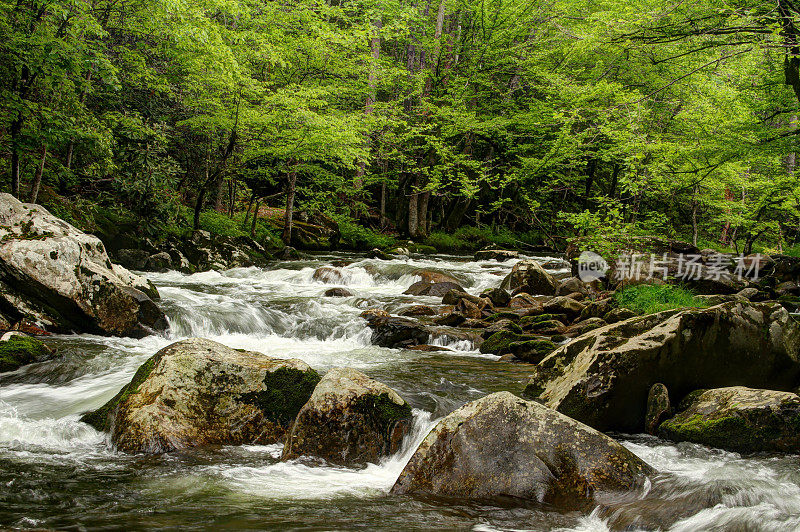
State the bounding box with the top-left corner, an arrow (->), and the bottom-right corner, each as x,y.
1,253 -> 799,531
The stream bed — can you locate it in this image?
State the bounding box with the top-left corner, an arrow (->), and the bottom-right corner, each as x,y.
1,253 -> 799,530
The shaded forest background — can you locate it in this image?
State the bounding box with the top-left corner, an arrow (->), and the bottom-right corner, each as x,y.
3,0 -> 800,255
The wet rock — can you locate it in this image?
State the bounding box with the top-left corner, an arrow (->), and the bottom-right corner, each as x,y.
276,246 -> 301,260
408,344 -> 452,352
324,287 -> 352,297
579,298 -> 613,320
480,319 -> 523,339
0,194 -> 166,337
658,387 -> 800,453
116,248 -> 150,270
512,339 -> 558,364
312,267 -> 345,284
525,319 -> 567,335
776,281 -> 800,296
737,287 -> 759,300
480,287 -> 511,307
474,249 -> 518,262
282,368 -> 413,467
404,281 -> 464,297
501,260 -> 558,296
442,289 -> 484,307
523,302 -> 800,433
0,334 -> 54,373
145,251 -> 172,272
362,312 -> 430,348
391,392 -> 654,507
81,338 -> 320,453
509,293 -> 540,309
543,296 -> 585,320
434,312 -> 467,326
520,313 -> 568,328
479,330 -> 542,356
398,305 -> 436,317
367,248 -> 390,260
415,270 -> 460,285
645,383 -> 671,435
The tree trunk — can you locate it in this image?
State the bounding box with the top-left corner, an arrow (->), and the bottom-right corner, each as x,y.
251,200 -> 260,237
417,190 -> 430,238
380,181 -> 387,228
10,116 -> 22,198
213,174 -> 225,211
283,162 -> 298,245
27,144 -> 47,204
691,186 -> 699,247
243,192 -> 256,228
408,178 -> 420,239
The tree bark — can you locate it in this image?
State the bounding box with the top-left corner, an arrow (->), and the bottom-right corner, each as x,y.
27,144 -> 47,204
10,116 -> 22,198
251,200 -> 260,237
408,177 -> 420,239
283,162 -> 298,245
380,181 -> 387,228
417,190 -> 430,238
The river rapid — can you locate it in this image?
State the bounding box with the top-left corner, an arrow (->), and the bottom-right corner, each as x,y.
1,253 -> 799,531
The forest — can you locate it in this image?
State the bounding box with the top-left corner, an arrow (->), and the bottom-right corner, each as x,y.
2,0 -> 800,255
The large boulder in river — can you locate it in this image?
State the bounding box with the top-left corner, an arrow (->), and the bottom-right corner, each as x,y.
0,194 -> 166,337
500,260 -> 557,295
391,392 -> 654,507
404,280 -> 464,297
524,302 -> 800,432
361,310 -> 430,348
658,386 -> 800,453
282,367 -> 413,466
81,338 -> 320,453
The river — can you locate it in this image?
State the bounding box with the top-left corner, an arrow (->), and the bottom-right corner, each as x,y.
1,253 -> 799,530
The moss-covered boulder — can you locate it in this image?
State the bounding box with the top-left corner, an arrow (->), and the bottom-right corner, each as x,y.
479,330 -> 538,355
391,392 -> 654,508
362,312 -> 431,348
658,386 -> 800,453
523,302 -> 800,433
80,338 -> 319,453
282,367 -> 413,467
0,193 -> 165,337
0,334 -> 54,373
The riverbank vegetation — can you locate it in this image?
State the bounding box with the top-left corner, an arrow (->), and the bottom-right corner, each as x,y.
2,0 -> 800,254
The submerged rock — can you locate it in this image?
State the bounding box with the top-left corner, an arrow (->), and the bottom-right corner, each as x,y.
324,287 -> 353,297
391,392 -> 654,507
0,334 -> 54,373
658,386 -> 800,453
524,302 -> 800,432
81,338 -> 320,453
0,194 -> 166,337
282,367 -> 413,466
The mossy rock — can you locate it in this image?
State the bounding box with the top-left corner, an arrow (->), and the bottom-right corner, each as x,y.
519,314 -> 568,327
657,386 -> 800,453
479,330 -> 538,355
486,312 -> 521,322
239,367 -> 321,427
0,335 -> 54,373
510,339 -> 558,364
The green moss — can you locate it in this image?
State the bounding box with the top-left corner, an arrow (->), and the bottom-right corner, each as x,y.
239,367 -> 321,427
0,336 -> 52,373
486,312 -> 520,322
511,339 -> 557,364
354,392 -> 412,433
479,330 -> 537,355
519,314 -> 567,327
80,354 -> 159,431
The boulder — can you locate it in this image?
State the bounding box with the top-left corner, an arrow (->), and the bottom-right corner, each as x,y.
391,392 -> 654,507
441,289 -> 485,307
404,280 -> 464,297
481,287 -> 511,307
282,368 -> 413,466
0,194 -> 166,337
523,302 -> 800,432
658,386 -> 800,453
0,334 -> 54,373
276,246 -> 301,260
324,287 -> 352,297
415,270 -> 460,285
398,305 -> 436,317
362,312 -> 430,348
312,267 -> 345,284
557,277 -> 589,297
367,248 -> 390,260
645,383 -> 671,435
542,296 -> 585,320
474,249 -> 518,262
81,338 -> 320,453
501,260 -> 557,296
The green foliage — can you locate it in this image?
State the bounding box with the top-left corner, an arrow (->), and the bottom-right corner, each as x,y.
614,285 -> 709,315
337,219 -> 397,250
